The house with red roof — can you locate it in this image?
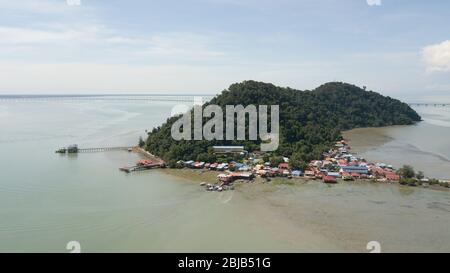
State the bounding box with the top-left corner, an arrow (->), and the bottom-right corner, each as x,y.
278,163 -> 290,170
385,172 -> 400,181
305,170 -> 315,177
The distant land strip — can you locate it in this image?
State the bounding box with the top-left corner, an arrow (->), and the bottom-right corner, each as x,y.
0,95 -> 215,103
0,95 -> 449,106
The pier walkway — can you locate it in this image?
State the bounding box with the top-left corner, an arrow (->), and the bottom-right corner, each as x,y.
76,147 -> 133,153
119,163 -> 165,173
55,145 -> 133,154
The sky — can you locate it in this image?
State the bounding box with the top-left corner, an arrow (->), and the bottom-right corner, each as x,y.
0,0 -> 449,102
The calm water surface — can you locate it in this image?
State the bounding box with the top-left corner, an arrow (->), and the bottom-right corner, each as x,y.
0,99 -> 449,252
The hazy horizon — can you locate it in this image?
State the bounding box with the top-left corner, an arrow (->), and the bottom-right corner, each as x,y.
0,87 -> 448,103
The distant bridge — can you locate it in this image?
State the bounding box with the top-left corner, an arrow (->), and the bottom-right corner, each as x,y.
408,103 -> 450,107
0,95 -> 215,103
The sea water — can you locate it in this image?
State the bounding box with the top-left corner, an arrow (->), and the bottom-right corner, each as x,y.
0,98 -> 449,252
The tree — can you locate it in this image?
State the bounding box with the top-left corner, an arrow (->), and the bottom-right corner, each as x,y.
197,153 -> 216,163
416,171 -> 425,180
167,160 -> 177,169
289,153 -> 308,171
138,136 -> 145,148
270,156 -> 285,168
398,165 -> 415,179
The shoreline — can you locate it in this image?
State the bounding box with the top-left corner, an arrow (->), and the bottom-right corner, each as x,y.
133,146 -> 165,164
159,167 -> 449,192
342,126 -> 398,154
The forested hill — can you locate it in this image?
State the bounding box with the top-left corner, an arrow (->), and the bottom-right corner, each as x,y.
145,81 -> 421,164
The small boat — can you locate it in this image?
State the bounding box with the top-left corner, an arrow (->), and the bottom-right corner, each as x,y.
119,167 -> 131,173
323,175 -> 337,184
137,159 -> 153,166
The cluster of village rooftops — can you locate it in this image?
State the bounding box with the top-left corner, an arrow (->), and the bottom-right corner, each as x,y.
177,141 -> 401,186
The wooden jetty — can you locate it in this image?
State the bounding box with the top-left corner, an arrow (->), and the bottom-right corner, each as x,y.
55,144 -> 133,154
55,145 -> 165,173
119,163 -> 166,173
76,147 -> 133,153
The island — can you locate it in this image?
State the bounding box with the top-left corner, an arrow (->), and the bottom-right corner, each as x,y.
139,81 -> 448,189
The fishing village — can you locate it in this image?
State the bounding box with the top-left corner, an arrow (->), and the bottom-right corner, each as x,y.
168,141 -> 405,192
61,140 -> 448,192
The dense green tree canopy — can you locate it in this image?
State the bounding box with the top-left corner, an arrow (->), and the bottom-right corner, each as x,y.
398,165 -> 416,179
145,81 -> 421,163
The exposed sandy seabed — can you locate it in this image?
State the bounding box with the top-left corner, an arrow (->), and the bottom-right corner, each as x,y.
160,169 -> 450,253
342,126 -> 402,153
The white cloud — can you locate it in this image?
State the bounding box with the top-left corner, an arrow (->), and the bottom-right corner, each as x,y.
0,25 -> 227,64
423,40 -> 450,72
104,36 -> 144,45
366,0 -> 382,6
143,33 -> 225,59
0,26 -> 100,45
0,23 -> 149,47
0,0 -> 80,13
